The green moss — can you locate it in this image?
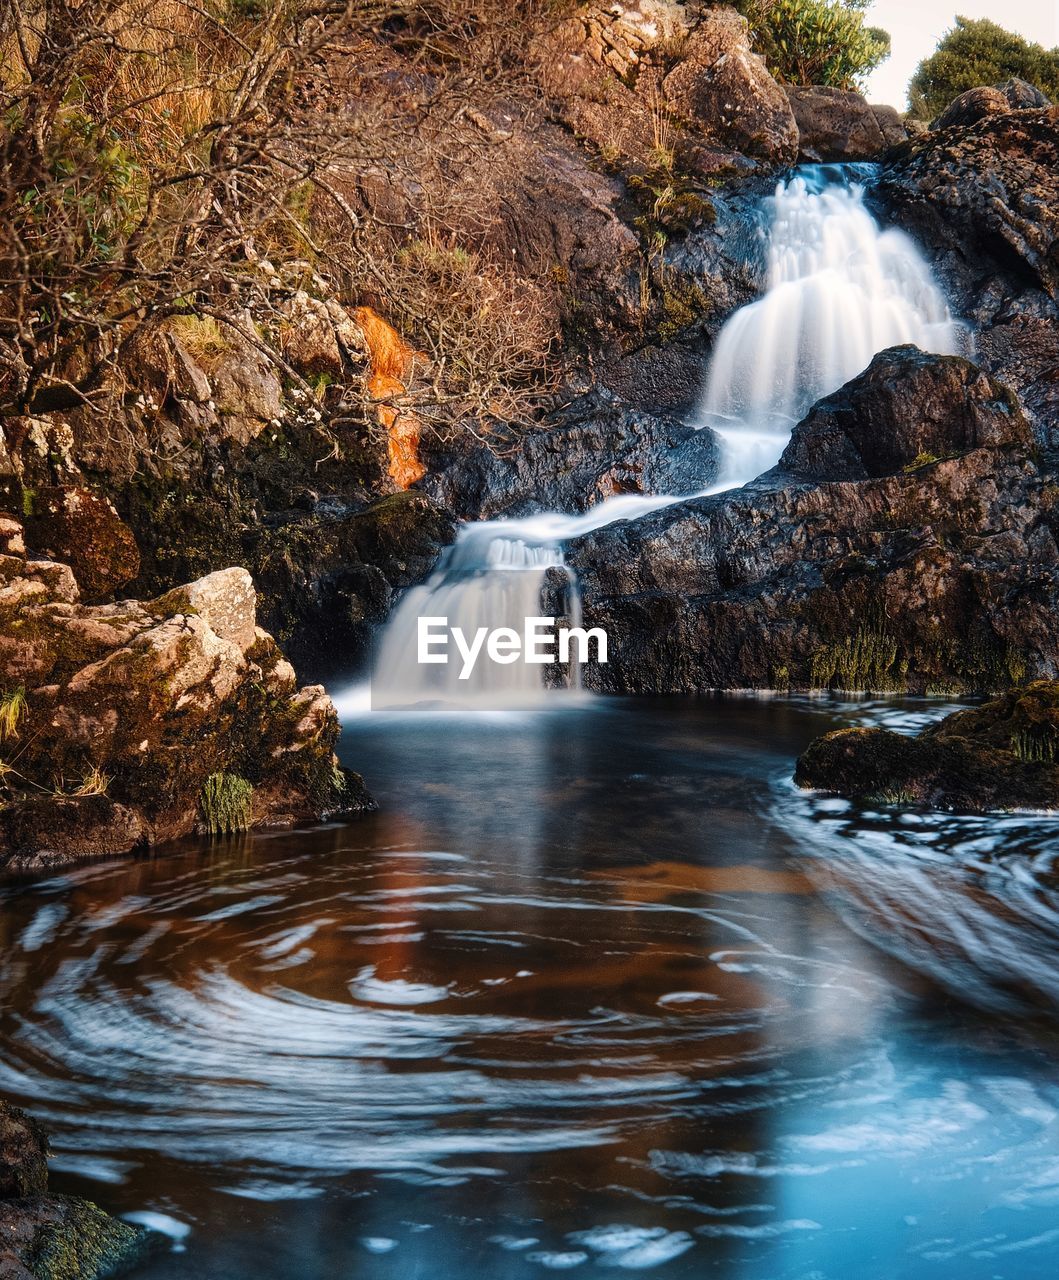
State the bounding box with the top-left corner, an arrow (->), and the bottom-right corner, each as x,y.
902,451 -> 940,472
28,1194 -> 153,1280
810,626 -> 901,692
1010,729 -> 1057,763
200,771 -> 254,835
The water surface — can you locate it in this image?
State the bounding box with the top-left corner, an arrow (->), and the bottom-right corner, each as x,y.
2,696 -> 1059,1278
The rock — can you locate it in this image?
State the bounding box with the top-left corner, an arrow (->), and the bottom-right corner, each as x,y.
871,103 -> 908,147
876,108 -> 1059,311
423,403 -> 720,519
0,1193 -> 156,1279
779,346 -> 1031,481
874,107 -> 1059,446
932,78 -> 1052,130
998,77 -> 1051,109
153,566 -> 258,652
931,85 -> 1010,131
785,85 -> 902,161
0,521 -> 372,872
567,348 -> 1059,696
0,1102 -> 47,1200
795,680 -> 1059,811
662,8 -> 799,163
14,487 -> 139,602
0,1100 -> 156,1280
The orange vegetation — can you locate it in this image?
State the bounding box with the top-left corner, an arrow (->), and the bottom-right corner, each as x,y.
353,306 -> 426,489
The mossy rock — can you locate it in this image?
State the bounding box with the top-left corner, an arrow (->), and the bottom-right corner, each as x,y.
0,1193 -> 158,1280
795,680 -> 1059,811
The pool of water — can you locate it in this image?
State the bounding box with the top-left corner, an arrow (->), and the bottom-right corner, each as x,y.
2,695 -> 1059,1278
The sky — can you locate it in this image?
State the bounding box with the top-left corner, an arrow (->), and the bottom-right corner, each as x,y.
862,0 -> 1059,109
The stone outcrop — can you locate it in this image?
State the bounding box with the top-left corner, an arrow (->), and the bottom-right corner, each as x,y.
931,77 -> 1051,131
424,404 -> 719,519
0,1099 -> 155,1279
778,346 -> 1032,480
538,3 -> 797,169
661,8 -> 799,163
0,518 -> 372,874
785,85 -> 906,160
874,107 -> 1059,456
796,680 -> 1059,811
567,347 -> 1059,696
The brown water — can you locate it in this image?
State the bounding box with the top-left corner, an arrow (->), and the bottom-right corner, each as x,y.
2,696 -> 1059,1278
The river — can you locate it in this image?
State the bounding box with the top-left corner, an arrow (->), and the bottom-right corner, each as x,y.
2,695 -> 1058,1278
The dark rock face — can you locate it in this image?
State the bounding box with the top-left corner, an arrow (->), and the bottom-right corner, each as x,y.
423,406 -> 720,521
779,346 -> 1031,481
874,107 -> 1059,455
0,1100 -> 155,1279
785,86 -> 906,161
567,348 -> 1059,696
796,680 -> 1059,811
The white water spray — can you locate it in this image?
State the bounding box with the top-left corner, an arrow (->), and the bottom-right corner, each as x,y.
360,169 -> 962,711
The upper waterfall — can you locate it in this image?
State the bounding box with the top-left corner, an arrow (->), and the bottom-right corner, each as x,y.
361,166 -> 964,712
701,166 -> 963,484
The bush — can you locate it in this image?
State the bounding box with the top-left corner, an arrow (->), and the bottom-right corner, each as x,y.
740,0 -> 891,91
909,17 -> 1059,119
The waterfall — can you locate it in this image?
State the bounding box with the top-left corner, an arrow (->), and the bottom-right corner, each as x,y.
359,167 -> 962,712
701,166 -> 962,483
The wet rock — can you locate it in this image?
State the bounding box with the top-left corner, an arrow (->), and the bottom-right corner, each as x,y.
874,107 -> 1059,452
796,680 -> 1059,811
779,346 -> 1031,481
931,78 -> 1052,130
786,86 -> 904,161
0,1100 -> 156,1280
423,404 -> 720,520
567,348 -> 1059,695
930,85 -> 1011,131
0,1103 -> 47,1200
662,8 -> 799,163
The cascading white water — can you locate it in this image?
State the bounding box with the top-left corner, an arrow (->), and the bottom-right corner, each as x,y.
361,168 -> 963,712
702,168 -> 962,482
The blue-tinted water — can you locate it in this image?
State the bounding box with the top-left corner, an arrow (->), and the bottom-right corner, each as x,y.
1,696 -> 1058,1278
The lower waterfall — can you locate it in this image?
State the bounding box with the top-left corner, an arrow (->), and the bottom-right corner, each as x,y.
363,167 -> 963,711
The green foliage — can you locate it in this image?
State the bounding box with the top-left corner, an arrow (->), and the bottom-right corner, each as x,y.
740,0 -> 891,90
909,17 -> 1059,119
200,772 -> 254,835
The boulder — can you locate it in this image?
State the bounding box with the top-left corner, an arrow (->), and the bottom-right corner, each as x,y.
778,346 -> 1031,481
876,107 -> 1059,310
875,106 -> 1059,448
932,77 -> 1052,130
567,348 -> 1059,696
0,528 -> 373,872
0,1100 -> 156,1280
424,404 -> 720,519
662,8 -> 799,163
14,486 -> 139,602
931,85 -> 1010,131
786,85 -> 904,160
0,1102 -> 47,1200
796,680 -> 1059,811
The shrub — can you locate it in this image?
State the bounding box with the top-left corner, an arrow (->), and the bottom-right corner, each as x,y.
740,0 -> 891,91
908,17 -> 1059,119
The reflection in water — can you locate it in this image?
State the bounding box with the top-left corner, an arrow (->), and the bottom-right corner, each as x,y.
0,698 -> 1058,1278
